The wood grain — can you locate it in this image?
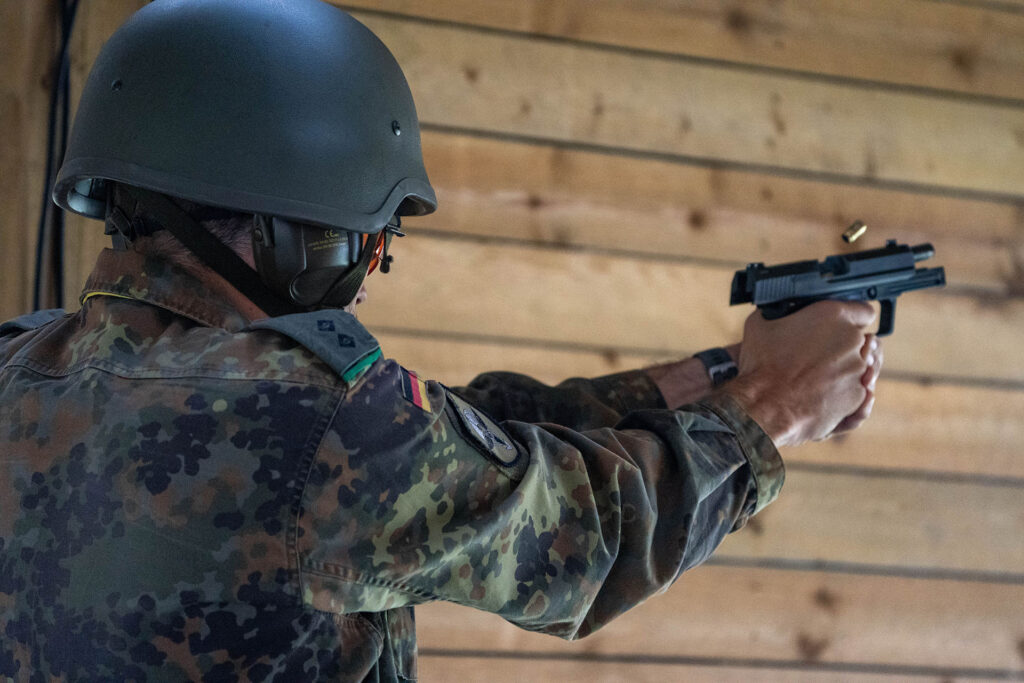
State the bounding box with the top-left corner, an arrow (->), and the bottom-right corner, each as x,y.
337,0 -> 1024,102
413,663 -> 991,683
352,12 -> 1024,198
0,89 -> 30,322
715,469 -> 1024,573
0,1 -> 58,320
418,658 -> 981,683
415,564 -> 1024,670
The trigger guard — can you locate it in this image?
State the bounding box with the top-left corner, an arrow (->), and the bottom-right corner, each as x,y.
877,299 -> 895,336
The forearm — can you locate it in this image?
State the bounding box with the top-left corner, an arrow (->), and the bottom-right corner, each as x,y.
451,369 -> 666,430
644,343 -> 741,408
453,342 -> 743,430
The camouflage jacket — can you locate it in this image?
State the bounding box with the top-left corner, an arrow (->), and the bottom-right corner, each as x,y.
0,249 -> 783,682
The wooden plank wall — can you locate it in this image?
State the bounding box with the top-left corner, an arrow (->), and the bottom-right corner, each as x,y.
3,1 -> 1023,681
0,1 -> 58,318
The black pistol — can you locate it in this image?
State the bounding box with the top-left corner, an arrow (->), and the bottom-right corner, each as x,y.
730,240 -> 946,336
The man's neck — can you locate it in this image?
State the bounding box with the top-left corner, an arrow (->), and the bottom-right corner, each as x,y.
191,264 -> 270,322
159,244 -> 270,323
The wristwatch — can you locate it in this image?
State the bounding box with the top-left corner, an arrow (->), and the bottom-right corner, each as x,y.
693,347 -> 738,387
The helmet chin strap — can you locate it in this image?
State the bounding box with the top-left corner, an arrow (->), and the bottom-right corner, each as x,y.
320,230 -> 377,309
112,186 -> 306,318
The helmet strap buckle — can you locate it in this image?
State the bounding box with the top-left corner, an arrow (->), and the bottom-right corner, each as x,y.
379,216 -> 404,274
105,184 -> 164,249
104,188 -> 136,250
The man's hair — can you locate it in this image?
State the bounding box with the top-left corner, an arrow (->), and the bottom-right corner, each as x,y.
110,183 -> 252,265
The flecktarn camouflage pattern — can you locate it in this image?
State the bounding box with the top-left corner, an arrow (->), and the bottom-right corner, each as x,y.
0,249 -> 783,681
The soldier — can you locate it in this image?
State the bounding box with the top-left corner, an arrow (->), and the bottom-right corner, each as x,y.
0,0 -> 880,680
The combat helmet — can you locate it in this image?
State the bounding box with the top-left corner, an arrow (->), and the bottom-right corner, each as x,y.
53,0 -> 437,314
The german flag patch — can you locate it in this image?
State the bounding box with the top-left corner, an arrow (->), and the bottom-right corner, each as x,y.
400,368 -> 433,412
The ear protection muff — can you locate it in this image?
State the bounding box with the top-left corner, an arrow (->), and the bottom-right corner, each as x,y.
252,215 -> 374,309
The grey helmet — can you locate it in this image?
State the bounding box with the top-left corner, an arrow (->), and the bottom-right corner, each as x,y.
53,0 -> 436,312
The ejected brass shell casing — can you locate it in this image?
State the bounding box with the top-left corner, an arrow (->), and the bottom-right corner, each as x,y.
843,220 -> 868,243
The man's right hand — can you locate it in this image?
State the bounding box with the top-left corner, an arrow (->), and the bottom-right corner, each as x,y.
723,301 -> 881,448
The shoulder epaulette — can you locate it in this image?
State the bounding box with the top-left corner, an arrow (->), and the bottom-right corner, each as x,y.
247,310 -> 382,386
0,309 -> 66,338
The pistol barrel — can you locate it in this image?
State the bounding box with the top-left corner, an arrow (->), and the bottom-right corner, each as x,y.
911,243 -> 935,262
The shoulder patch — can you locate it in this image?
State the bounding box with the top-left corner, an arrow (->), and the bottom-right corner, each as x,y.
400,368 -> 433,412
247,310 -> 381,385
445,388 -> 525,474
0,309 -> 66,337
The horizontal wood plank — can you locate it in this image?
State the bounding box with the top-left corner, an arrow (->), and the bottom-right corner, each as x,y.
415,564 -> 1024,671
377,331 -> 650,388
338,0 -> 1024,103
0,1 -> 57,320
361,236 -> 1024,383
715,469 -> 1024,573
376,332 -> 1024,481
419,130 -> 1023,295
418,657 -> 967,683
0,91 -> 31,323
354,12 -> 1024,199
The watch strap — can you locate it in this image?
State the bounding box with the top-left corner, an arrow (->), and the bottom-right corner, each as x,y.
693,347 -> 738,387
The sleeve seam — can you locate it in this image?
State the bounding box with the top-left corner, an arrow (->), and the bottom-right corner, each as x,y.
299,558 -> 441,603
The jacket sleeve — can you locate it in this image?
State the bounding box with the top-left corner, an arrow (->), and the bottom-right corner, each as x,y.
297,359 -> 783,639
450,369 -> 667,431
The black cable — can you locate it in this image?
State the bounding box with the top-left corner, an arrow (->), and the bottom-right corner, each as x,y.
54,1 -> 77,308
33,0 -> 80,311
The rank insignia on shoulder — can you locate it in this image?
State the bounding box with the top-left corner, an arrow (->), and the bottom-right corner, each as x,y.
400,368 -> 433,412
246,310 -> 380,387
445,389 -> 523,470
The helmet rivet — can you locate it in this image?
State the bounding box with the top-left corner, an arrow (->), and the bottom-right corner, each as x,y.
391,120 -> 402,136
111,79 -> 123,92
253,228 -> 265,243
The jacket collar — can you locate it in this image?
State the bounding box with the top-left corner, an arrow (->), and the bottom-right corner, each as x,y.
80,249 -> 252,332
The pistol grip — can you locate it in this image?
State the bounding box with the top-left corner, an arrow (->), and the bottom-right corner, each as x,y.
877,299 -> 895,337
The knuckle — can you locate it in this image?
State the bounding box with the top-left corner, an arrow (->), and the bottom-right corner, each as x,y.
845,328 -> 867,351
